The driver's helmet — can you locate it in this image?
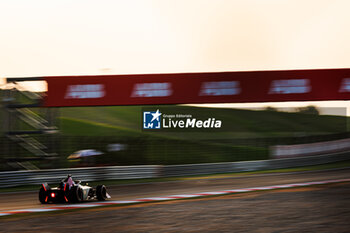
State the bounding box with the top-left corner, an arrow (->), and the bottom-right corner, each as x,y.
66,174 -> 75,188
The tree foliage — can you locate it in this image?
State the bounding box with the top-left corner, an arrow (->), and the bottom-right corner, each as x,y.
296,105 -> 320,115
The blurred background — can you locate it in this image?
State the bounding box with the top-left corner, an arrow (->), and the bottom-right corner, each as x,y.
1,1 -> 350,232
0,0 -> 350,172
0,85 -> 349,171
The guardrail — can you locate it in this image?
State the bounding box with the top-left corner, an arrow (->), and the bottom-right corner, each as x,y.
0,165 -> 160,188
271,138 -> 350,158
0,151 -> 349,187
163,151 -> 350,177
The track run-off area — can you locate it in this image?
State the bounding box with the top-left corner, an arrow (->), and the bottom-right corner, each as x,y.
0,168 -> 350,215
1,168 -> 350,232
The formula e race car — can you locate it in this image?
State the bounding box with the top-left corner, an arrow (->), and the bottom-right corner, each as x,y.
39,175 -> 111,204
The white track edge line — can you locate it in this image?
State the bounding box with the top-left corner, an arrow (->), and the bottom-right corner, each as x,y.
1,178 -> 350,217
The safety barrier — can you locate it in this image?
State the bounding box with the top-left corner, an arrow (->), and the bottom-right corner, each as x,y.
271,138 -> 350,158
0,151 -> 349,187
163,151 -> 350,176
0,165 -> 160,188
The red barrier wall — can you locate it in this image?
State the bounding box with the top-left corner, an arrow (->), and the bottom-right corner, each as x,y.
44,68 -> 350,107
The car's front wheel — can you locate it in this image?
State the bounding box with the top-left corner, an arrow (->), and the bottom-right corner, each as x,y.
70,186 -> 83,202
96,185 -> 107,201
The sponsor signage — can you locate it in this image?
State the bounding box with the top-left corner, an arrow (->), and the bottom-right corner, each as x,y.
44,69 -> 350,107
131,82 -> 172,98
268,79 -> 311,94
339,78 -> 350,93
65,84 -> 105,99
199,81 -> 241,96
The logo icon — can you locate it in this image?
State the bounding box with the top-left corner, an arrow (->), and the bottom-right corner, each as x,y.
143,109 -> 162,129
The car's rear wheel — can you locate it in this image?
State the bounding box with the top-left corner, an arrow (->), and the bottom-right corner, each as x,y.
96,185 -> 107,201
39,183 -> 50,204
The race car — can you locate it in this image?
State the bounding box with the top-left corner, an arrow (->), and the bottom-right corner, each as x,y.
39,175 -> 111,204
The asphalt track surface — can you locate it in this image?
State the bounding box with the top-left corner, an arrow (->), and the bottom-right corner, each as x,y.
1,182 -> 350,232
1,167 -> 350,212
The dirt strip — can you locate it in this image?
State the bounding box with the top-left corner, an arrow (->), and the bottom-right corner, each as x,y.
1,182 -> 350,232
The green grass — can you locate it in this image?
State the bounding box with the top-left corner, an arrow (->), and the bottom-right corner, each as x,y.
59,105 -> 348,139
1,90 -> 348,139
56,106 -> 349,166
1,93 -> 349,168
1,101 -> 348,139
60,117 -> 140,137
